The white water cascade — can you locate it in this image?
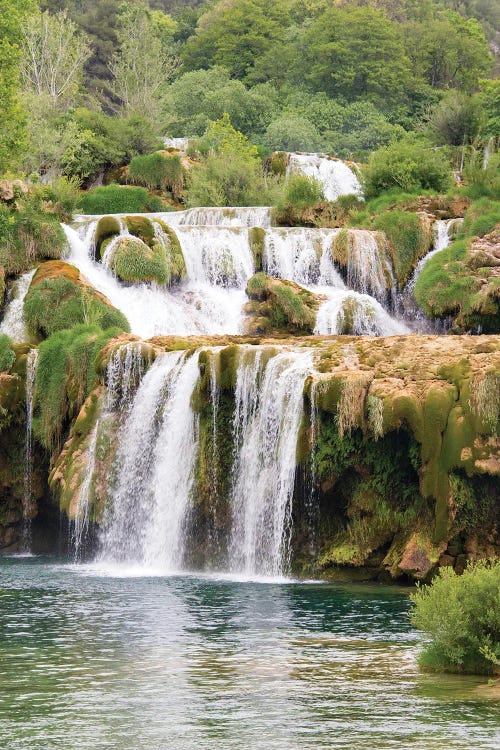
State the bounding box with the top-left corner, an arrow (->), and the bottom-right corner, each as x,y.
63,221 -> 253,337
229,348 -> 314,578
399,218 -> 463,330
0,270 -> 36,342
286,153 -> 362,201
99,350 -> 201,572
162,206 -> 272,228
262,227 -> 406,335
21,347 -> 38,552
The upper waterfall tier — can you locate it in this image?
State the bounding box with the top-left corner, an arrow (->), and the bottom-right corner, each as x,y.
63,213 -> 416,338
286,153 -> 362,201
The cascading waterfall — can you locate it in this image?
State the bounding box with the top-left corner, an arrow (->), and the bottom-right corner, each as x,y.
71,421 -> 99,562
263,227 -> 344,287
262,227 -> 405,335
63,222 -> 251,336
398,218 -> 463,329
163,206 -> 272,228
229,348 -> 314,578
314,289 -> 409,336
99,350 -> 201,572
343,229 -> 394,302
0,269 -> 36,342
21,348 -> 38,552
286,153 -> 362,201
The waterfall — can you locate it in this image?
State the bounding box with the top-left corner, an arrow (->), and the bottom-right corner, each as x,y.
71,421 -> 99,562
343,229 -> 394,302
62,223 -> 249,336
163,137 -> 190,151
99,350 -> 201,572
229,348 -> 313,578
174,226 -> 255,287
163,206 -> 272,227
263,228 -> 345,287
21,348 -> 38,552
314,289 -> 409,336
398,218 -> 463,330
286,153 -> 362,201
0,270 -> 36,342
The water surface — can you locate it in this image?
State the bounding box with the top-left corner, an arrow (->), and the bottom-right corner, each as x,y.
0,558 -> 498,750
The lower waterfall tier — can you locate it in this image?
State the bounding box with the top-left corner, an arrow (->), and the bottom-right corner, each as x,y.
32,333 -> 499,582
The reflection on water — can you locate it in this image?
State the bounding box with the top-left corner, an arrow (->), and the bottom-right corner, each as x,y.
0,558 -> 498,750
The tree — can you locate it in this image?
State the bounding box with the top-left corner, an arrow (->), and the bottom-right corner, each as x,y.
109,3 -> 178,124
181,0 -> 291,83
427,91 -> 484,147
406,11 -> 491,92
296,6 -> 415,115
186,114 -> 268,207
0,0 -> 35,171
264,115 -> 324,152
21,10 -> 91,111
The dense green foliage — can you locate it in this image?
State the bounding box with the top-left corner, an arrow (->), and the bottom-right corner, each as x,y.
128,152 -> 184,195
0,189 -> 66,275
33,324 -> 119,449
78,185 -> 151,214
107,236 -> 170,285
411,560 -> 500,674
364,140 -> 452,197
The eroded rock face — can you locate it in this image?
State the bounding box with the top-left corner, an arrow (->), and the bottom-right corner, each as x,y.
47,333 -> 499,580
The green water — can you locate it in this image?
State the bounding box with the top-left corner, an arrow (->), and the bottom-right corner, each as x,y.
0,557 -> 498,750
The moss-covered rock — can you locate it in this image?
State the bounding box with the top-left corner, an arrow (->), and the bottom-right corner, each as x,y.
105,236 -> 170,285
415,227 -> 500,333
24,261 -> 130,338
94,216 -> 121,258
244,273 -> 320,334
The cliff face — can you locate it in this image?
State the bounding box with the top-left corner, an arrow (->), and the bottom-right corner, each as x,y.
45,333 -> 499,581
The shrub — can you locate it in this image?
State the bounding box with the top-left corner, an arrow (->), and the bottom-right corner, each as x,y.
38,177 -> 82,221
414,239 -> 476,318
128,152 -> 184,196
78,184 -> 149,214
0,334 -> 15,373
364,140 -> 452,198
410,560 -> 500,674
284,175 -> 324,208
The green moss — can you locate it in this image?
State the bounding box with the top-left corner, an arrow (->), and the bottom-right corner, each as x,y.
373,210 -> 431,287
33,324 -> 119,451
107,236 -> 170,285
24,268 -> 129,338
95,216 -> 120,257
245,275 -> 317,335
124,216 -> 155,246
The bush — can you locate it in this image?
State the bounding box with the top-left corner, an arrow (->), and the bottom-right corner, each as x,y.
107,236 -> 169,285
128,152 -> 184,196
364,140 -> 452,198
0,334 -> 15,373
264,115 -> 324,152
78,184 -> 150,214
284,175 -> 324,208
410,560 -> 500,674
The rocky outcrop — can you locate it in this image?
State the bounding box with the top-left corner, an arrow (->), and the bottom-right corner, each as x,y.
244,273 -> 321,334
